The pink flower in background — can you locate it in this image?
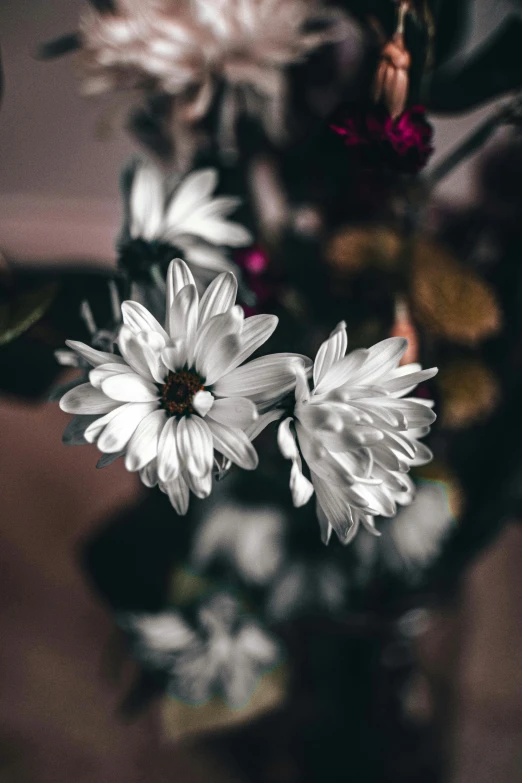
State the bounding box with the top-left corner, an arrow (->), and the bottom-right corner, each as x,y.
235,246 -> 279,316
330,104 -> 434,174
383,106 -> 434,173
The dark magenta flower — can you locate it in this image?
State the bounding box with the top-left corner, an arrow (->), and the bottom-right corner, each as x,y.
330,104 -> 434,174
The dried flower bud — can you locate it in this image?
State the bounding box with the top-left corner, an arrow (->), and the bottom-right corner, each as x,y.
390,297 -> 418,365
373,34 -> 411,119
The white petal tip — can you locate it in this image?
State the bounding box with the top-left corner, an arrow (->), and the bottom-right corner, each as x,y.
192,390 -> 214,417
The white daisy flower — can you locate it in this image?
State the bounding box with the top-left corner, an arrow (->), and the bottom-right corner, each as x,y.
59,259 -> 309,513
277,321 -> 438,545
119,160 -> 252,285
124,594 -> 280,707
193,501 -> 285,585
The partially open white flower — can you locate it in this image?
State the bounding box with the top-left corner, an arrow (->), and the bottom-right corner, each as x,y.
278,321 -> 438,545
59,259 -> 308,513
119,161 -> 251,284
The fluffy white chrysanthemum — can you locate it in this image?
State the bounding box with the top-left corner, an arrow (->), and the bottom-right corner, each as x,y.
193,502 -> 285,585
79,0 -> 349,147
126,593 -> 280,707
59,259 -> 308,513
119,161 -> 251,284
278,321 -> 438,545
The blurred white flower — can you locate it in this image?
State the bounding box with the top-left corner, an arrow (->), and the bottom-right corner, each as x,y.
119,161 -> 251,285
278,321 -> 438,545
173,593 -> 280,706
59,259 -> 308,512
125,594 -> 280,707
267,559 -> 347,622
193,501 -> 285,585
79,0 -> 350,156
355,481 -> 456,578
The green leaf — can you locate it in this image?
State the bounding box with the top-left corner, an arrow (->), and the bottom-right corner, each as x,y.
0,282 -> 59,346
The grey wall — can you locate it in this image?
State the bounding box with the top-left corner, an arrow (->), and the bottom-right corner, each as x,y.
0,0 -> 516,262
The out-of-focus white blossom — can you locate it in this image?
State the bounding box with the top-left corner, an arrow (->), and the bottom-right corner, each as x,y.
119,160 -> 251,285
193,501 -> 285,585
124,593 -> 280,707
78,0 -> 351,157
355,480 -> 456,579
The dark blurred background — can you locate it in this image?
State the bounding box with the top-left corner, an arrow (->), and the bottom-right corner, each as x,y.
1,2 -> 522,782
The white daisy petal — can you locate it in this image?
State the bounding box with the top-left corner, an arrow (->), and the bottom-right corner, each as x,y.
184,245 -> 238,277
192,390 -> 215,417
313,321 -> 347,387
163,474 -> 190,515
140,459 -> 159,488
290,460 -> 315,507
194,306 -> 244,378
185,469 -> 213,499
197,271 -> 238,327
65,340 -> 124,367
96,402 -> 157,453
277,417 -> 299,461
60,383 -> 120,415
130,160 -> 164,240
125,409 -> 167,472
118,326 -> 155,381
176,215 -> 252,246
244,408 -> 283,440
157,417 -> 181,482
314,348 -> 369,395
166,258 -> 196,312
345,337 -> 409,387
121,300 -> 169,342
213,354 -> 309,406
89,363 -> 135,390
316,502 -> 333,545
161,339 -> 186,372
177,415 -> 214,477
206,418 -> 258,470
220,314 -> 279,375
163,169 -> 218,229
84,405 -> 125,445
170,285 -> 199,361
381,368 -> 438,395
207,397 -> 257,429
101,373 -> 160,403
136,331 -> 168,384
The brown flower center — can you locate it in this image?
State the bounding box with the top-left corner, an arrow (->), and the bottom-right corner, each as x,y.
161,370 -> 204,416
